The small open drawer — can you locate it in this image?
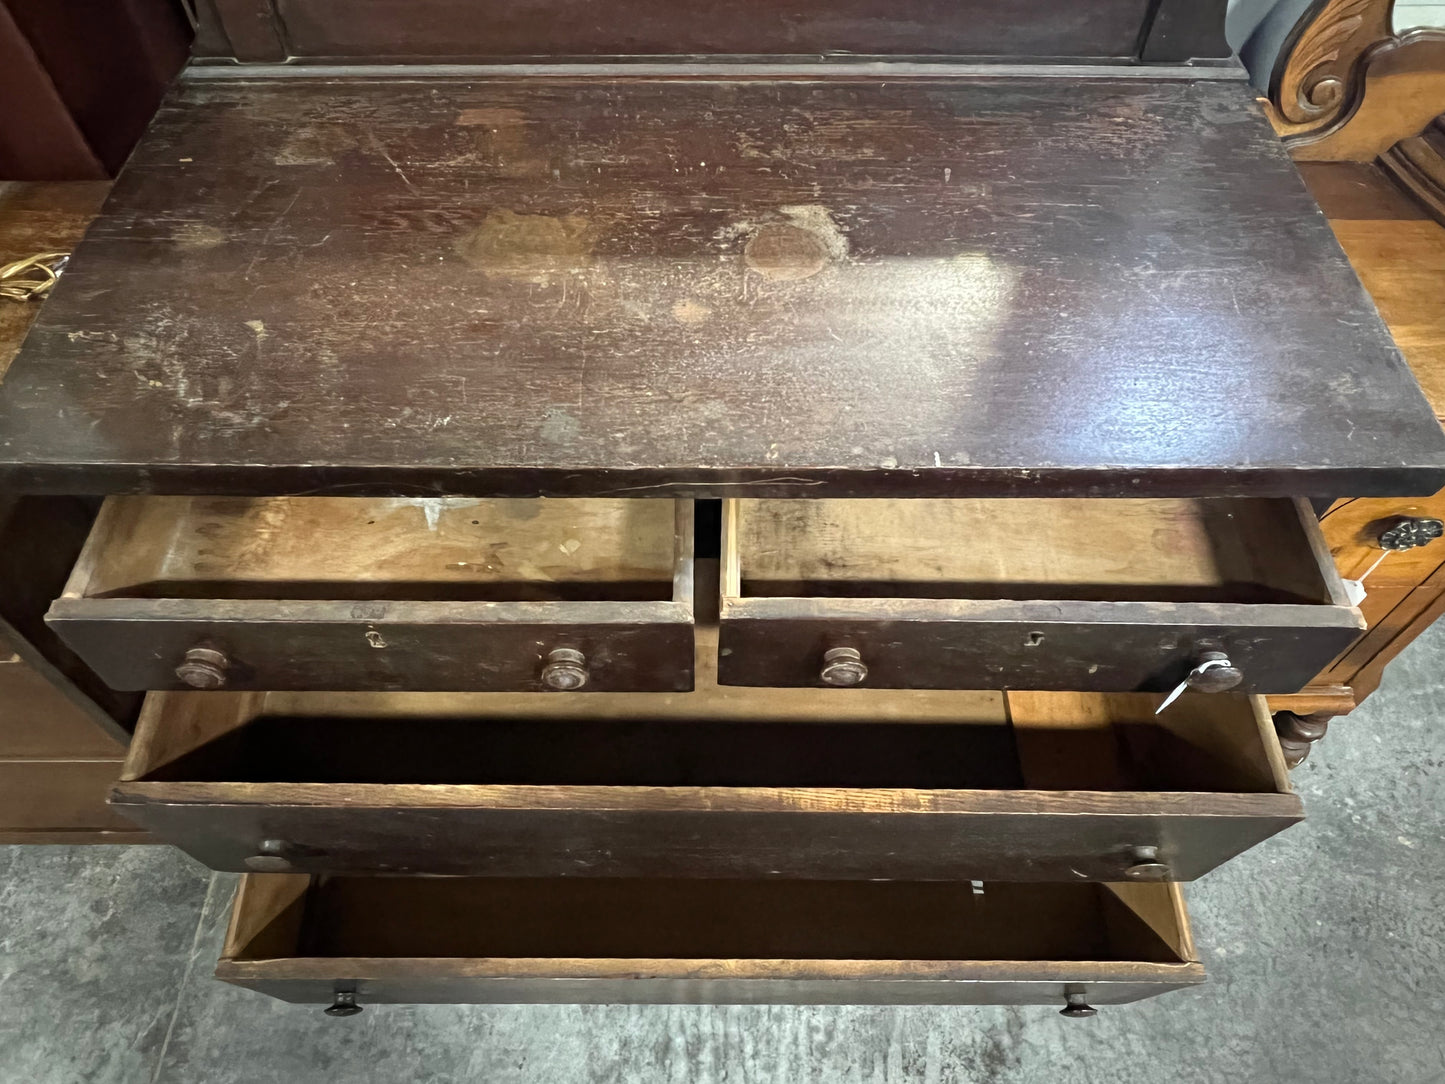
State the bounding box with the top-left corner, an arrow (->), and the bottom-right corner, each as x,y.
719,497 -> 1364,692
218,874 -> 1203,1010
47,497 -> 693,692
110,616 -> 1301,881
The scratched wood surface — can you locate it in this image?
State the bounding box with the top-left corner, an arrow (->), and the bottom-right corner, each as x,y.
1,75 -> 1442,498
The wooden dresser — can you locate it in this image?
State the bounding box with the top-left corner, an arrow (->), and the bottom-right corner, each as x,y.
3,0 -> 1445,1017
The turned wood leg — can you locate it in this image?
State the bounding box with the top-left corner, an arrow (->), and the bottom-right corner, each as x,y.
1274,711 -> 1331,768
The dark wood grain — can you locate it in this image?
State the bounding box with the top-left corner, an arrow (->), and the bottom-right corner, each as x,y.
716,601 -> 1363,694
248,0 -> 1158,62
52,604 -> 696,692
110,783 -> 1300,881
1142,0 -> 1232,62
210,0 -> 286,61
2,73 -> 1440,498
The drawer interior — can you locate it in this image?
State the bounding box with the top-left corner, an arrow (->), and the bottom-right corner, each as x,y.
229,876 -> 1192,966
125,630 -> 1288,797
66,497 -> 682,603
728,498 -> 1339,605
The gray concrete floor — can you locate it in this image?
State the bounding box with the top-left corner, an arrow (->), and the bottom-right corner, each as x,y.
2,625 -> 1443,1083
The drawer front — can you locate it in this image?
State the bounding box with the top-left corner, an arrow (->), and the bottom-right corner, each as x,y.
48,608 -> 694,693
110,788 -> 1297,881
217,876 -> 1204,1010
112,679 -> 1301,881
720,497 -> 1363,692
715,603 -> 1362,693
48,496 -> 694,693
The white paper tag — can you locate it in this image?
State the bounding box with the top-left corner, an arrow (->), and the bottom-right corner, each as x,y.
1343,578 -> 1367,607
1155,658 -> 1232,716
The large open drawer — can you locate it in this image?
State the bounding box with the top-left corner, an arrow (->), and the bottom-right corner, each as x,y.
218,874 -> 1203,1010
110,595 -> 1302,881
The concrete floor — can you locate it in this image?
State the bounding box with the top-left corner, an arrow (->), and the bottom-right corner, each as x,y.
2,626 -> 1443,1083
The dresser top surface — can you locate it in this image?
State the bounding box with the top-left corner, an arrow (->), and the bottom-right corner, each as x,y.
1,72 -> 1442,498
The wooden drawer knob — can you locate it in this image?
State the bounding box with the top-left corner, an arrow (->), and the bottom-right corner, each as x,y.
820,647 -> 868,687
1060,991 -> 1098,1018
175,646 -> 229,689
244,838 -> 298,873
1185,651 -> 1243,694
1123,845 -> 1172,882
541,647 -> 589,691
325,990 -> 363,1017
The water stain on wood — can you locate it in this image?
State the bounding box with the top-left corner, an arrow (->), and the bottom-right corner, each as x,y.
745,205 -> 849,281
671,298 -> 713,324
454,210 -> 595,283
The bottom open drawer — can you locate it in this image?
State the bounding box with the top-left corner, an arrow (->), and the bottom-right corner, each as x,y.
218,874 -> 1202,1011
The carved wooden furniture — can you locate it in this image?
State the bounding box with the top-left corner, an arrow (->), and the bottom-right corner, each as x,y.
1240,0 -> 1445,759
3,1 -> 1445,1014
1240,0 -> 1445,220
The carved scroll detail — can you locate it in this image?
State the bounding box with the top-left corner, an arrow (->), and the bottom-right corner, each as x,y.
1275,0 -> 1395,129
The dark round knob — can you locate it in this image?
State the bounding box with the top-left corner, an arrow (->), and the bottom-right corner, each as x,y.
175,646 -> 229,689
541,647 -> 588,691
244,838 -> 296,873
325,991 -> 363,1017
1185,651 -> 1243,694
1124,845 -> 1171,882
820,647 -> 868,687
1060,992 -> 1098,1018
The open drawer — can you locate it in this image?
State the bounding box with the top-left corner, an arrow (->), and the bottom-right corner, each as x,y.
110,614 -> 1302,881
719,497 -> 1364,692
47,496 -> 693,692
218,874 -> 1202,1011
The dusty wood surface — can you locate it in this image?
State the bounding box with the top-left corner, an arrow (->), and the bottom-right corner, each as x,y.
74,496 -> 678,598
732,497 -> 1335,603
1,75 -> 1440,497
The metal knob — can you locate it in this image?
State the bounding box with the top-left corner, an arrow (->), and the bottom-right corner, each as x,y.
1185,651 -> 1243,694
244,839 -> 297,873
541,647 -> 588,691
1379,516 -> 1444,551
175,646 -> 229,689
820,647 -> 868,687
1060,991 -> 1098,1018
325,990 -> 363,1017
1124,845 -> 1172,882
